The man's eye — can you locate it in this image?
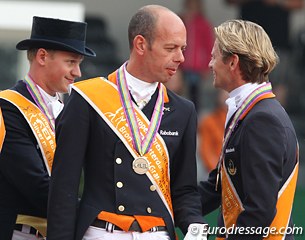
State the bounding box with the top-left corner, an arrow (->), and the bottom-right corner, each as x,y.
166,48 -> 175,51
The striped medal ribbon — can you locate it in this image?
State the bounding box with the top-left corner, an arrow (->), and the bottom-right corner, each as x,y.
116,63 -> 164,174
215,82 -> 274,190
23,74 -> 55,130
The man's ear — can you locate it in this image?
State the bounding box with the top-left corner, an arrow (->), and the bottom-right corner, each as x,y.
36,48 -> 48,65
133,35 -> 147,56
229,54 -> 239,70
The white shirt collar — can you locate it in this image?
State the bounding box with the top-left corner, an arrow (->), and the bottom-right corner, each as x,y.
124,64 -> 158,109
37,85 -> 58,103
37,85 -> 64,119
225,82 -> 267,126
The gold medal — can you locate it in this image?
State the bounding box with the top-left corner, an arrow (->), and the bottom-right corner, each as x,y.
132,157 -> 150,175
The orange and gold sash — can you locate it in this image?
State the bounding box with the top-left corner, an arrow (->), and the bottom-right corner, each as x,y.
0,90 -> 55,175
221,163 -> 244,228
219,84 -> 274,229
221,160 -> 299,239
264,160 -> 299,240
219,83 -> 299,239
0,108 -> 5,152
72,76 -> 174,222
0,90 -> 56,237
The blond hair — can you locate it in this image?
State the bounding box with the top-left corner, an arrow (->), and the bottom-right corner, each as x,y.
215,19 -> 279,83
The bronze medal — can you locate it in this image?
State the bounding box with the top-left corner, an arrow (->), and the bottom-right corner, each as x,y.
132,157 -> 150,175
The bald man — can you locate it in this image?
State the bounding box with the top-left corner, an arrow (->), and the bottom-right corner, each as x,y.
47,4 -> 207,240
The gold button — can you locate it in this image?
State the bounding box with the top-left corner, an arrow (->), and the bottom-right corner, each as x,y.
116,158 -> 122,164
116,182 -> 123,188
147,207 -> 152,213
118,205 -> 125,212
150,185 -> 156,191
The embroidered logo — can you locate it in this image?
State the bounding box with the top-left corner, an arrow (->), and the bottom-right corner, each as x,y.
225,147 -> 235,153
163,107 -> 170,112
227,159 -> 237,176
160,130 -> 179,136
105,107 -> 126,128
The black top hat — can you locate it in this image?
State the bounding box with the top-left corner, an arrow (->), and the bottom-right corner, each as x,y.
16,16 -> 96,57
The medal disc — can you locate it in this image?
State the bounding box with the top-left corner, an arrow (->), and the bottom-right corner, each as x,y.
132,157 -> 150,174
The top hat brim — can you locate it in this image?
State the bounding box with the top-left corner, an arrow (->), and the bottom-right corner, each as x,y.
16,39 -> 96,57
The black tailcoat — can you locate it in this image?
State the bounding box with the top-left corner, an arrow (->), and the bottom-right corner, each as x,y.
0,81 -> 49,240
199,97 -> 298,240
47,76 -> 205,240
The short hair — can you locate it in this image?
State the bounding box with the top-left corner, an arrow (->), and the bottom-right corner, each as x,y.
27,48 -> 39,62
215,19 -> 279,83
27,48 -> 55,62
128,6 -> 158,50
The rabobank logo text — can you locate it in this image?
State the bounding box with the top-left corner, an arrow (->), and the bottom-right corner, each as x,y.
160,130 -> 179,136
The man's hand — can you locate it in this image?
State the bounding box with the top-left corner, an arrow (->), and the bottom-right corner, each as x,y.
184,223 -> 209,240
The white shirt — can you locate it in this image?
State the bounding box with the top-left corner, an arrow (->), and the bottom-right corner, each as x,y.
37,86 -> 64,119
124,65 -> 158,110
225,82 -> 267,127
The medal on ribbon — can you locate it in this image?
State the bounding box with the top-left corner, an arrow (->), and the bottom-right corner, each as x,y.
132,156 -> 150,175
117,63 -> 164,175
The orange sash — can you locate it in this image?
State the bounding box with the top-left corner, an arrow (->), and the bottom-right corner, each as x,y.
264,161 -> 299,240
0,90 -> 56,237
0,90 -> 55,175
72,77 -> 174,222
221,162 -> 244,228
221,161 -> 299,239
0,108 -> 5,152
220,87 -> 298,239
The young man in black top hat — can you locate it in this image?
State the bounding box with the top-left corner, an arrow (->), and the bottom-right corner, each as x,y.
0,16 -> 95,240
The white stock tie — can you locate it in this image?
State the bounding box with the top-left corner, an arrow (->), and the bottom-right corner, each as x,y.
47,100 -> 64,119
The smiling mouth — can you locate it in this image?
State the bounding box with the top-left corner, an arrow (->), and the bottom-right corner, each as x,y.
67,78 -> 74,84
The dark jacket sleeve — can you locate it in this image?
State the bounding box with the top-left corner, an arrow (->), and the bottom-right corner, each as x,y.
47,91 -> 90,240
228,111 -> 289,240
0,99 -> 49,213
198,167 -> 222,216
171,102 -> 206,234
